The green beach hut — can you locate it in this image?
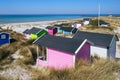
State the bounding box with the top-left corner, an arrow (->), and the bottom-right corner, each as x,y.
23,27 -> 48,39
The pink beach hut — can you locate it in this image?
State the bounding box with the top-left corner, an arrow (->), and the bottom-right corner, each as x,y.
33,35 -> 93,69
46,26 -> 57,35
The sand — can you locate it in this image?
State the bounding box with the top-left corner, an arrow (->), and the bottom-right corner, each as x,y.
0,18 -> 83,33
0,20 -> 57,33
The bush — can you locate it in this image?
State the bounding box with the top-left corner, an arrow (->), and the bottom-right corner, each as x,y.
90,19 -> 107,27
90,19 -> 99,27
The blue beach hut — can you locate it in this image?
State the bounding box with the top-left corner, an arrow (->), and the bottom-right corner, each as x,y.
0,31 -> 10,46
61,27 -> 78,35
54,24 -> 63,33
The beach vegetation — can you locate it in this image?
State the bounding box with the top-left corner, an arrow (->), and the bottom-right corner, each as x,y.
0,16 -> 120,80
90,19 -> 107,27
30,58 -> 120,80
85,19 -> 114,31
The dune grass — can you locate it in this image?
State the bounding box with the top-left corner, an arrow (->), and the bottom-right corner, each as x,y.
0,29 -> 36,66
30,58 -> 120,80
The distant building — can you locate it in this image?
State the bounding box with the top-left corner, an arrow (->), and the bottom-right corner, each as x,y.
0,31 -> 10,46
72,23 -> 84,28
60,27 -> 78,35
54,24 -> 63,33
83,18 -> 91,25
73,31 -> 119,60
100,22 -> 109,27
23,27 -> 48,39
46,26 -> 57,35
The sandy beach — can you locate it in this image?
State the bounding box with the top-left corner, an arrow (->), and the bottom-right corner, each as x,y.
0,18 -> 84,33
1,16 -> 120,34
0,20 -> 57,33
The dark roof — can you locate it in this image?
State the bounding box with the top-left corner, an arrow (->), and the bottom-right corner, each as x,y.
100,22 -> 109,25
33,35 -> 85,54
73,31 -> 119,48
72,28 -> 78,34
23,29 -> 29,34
54,23 -> 69,27
46,26 -> 56,29
60,27 -> 75,32
83,18 -> 90,21
23,27 -> 42,34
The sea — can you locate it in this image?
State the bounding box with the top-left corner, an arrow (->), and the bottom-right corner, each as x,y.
0,14 -> 120,24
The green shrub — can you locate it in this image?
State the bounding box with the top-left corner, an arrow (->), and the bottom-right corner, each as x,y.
90,19 -> 99,26
90,19 -> 107,27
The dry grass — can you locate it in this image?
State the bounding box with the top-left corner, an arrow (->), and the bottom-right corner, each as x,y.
78,17 -> 117,34
29,58 -> 120,80
0,30 -> 36,66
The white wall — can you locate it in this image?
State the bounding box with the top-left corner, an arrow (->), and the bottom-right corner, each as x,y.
91,37 -> 117,60
91,46 -> 107,58
116,40 -> 120,58
108,38 -> 116,60
72,25 -> 74,27
72,24 -> 82,28
76,24 -> 82,28
83,21 -> 90,25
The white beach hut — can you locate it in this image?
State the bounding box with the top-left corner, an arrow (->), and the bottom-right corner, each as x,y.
73,31 -> 119,60
72,23 -> 84,28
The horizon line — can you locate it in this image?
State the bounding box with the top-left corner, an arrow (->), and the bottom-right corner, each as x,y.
0,13 -> 120,15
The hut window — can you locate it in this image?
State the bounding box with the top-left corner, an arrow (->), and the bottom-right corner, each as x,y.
1,34 -> 6,39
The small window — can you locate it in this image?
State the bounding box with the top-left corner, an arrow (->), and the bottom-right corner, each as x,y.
1,35 -> 6,39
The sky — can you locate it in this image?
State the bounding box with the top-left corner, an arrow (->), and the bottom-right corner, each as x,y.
0,0 -> 120,14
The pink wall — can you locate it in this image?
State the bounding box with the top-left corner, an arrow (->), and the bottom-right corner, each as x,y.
37,42 -> 91,69
37,48 -> 74,69
48,28 -> 57,35
48,29 -> 53,35
24,34 -> 30,39
37,59 -> 48,67
76,42 -> 91,61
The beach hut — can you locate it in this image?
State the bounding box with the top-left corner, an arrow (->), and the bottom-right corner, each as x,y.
33,35 -> 93,69
54,24 -> 63,33
45,26 -> 57,35
100,22 -> 109,27
73,31 -> 119,60
0,31 -> 10,45
72,23 -> 84,28
61,27 -> 78,35
23,27 -> 48,39
83,18 -> 91,25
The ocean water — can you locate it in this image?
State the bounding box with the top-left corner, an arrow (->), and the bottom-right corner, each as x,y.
0,14 -> 119,24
